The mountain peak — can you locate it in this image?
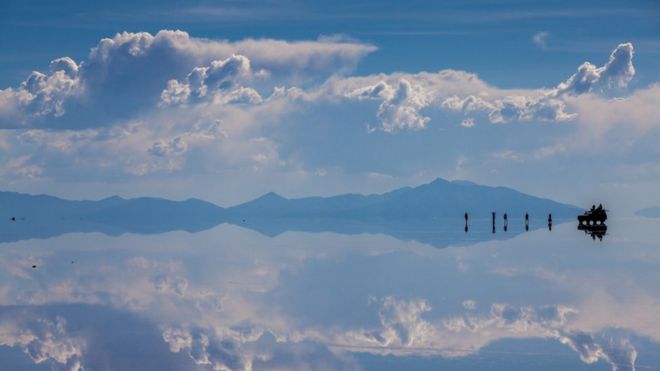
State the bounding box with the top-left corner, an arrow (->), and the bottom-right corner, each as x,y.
101,195 -> 124,201
227,178 -> 579,219
429,177 -> 450,186
258,192 -> 286,201
451,180 -> 478,187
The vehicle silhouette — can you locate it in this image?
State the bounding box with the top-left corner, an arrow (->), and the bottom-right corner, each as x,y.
578,204 -> 607,225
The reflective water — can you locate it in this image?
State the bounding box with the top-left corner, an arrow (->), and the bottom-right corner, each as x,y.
1,217 -> 659,370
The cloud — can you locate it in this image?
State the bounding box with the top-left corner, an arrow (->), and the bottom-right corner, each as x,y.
370,296 -> 436,346
491,142 -> 568,163
460,118 -> 475,128
343,78 -> 434,131
559,332 -> 637,371
335,43 -> 634,131
0,30 -> 375,129
0,155 -> 44,179
334,298 -> 575,356
148,136 -> 188,158
335,70 -> 493,130
160,54 -> 264,107
447,300 -> 635,368
0,34 -> 650,196
0,314 -> 84,370
0,101 -> 289,181
556,43 -> 635,96
327,297 -> 637,371
0,227 -> 651,371
345,80 -> 395,101
437,43 -> 635,127
439,302 -> 577,342
151,274 -> 189,296
163,326 -> 359,371
568,84 -> 660,132
0,62 -> 80,128
441,94 -> 576,124
375,80 -> 431,132
532,31 -> 549,49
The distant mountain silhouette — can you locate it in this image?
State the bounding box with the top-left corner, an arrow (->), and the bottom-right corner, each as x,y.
228,178 -> 580,219
636,207 -> 660,218
0,178 -> 581,245
0,192 -> 225,242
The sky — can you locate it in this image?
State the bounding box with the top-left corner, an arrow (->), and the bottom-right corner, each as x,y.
1,0 -> 660,211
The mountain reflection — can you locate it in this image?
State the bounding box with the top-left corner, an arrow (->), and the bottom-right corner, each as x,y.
0,218 -> 657,370
1,215 -> 571,249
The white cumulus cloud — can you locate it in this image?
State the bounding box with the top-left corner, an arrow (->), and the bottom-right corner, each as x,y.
556,43 -> 635,96
0,30 -> 375,129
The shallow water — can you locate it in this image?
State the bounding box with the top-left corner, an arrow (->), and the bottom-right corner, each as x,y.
0,217 -> 659,370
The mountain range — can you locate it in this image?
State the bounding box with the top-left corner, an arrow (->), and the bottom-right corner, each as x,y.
0,178 -> 582,245
226,178 -> 579,219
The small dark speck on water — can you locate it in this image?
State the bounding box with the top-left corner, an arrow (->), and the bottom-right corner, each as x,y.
31,265 -> 37,269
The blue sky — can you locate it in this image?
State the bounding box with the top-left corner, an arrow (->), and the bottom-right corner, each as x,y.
3,0 -> 660,87
1,0 -> 660,211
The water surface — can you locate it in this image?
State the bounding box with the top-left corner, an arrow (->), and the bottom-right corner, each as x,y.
0,217 -> 659,370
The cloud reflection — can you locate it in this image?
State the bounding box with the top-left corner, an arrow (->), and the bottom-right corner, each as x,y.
0,220 -> 657,370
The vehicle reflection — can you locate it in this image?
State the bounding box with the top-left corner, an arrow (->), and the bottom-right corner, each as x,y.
578,224 -> 607,241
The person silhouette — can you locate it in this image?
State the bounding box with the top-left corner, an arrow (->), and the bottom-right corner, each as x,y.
524,212 -> 529,231
491,212 -> 496,232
